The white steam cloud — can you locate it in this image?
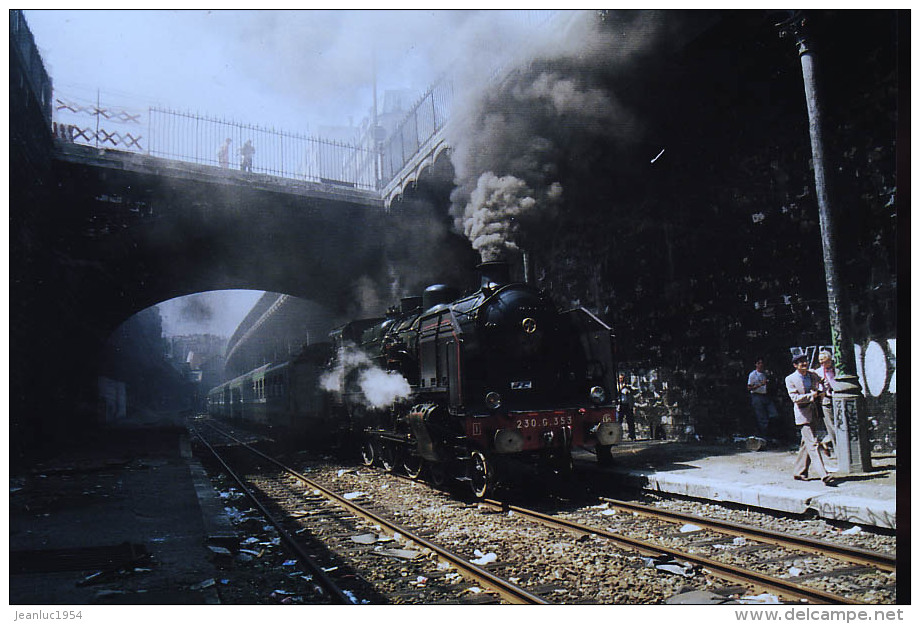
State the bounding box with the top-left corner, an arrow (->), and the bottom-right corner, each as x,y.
320,342 -> 412,410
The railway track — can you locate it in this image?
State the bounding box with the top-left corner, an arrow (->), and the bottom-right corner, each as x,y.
191,419 -> 895,604
478,498 -> 894,604
595,497 -> 896,572
191,421 -> 549,604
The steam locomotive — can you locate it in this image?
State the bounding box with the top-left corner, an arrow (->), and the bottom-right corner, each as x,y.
208,261 -> 622,498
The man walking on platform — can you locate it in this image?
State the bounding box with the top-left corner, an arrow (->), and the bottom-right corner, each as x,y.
785,354 -> 836,486
811,350 -> 837,458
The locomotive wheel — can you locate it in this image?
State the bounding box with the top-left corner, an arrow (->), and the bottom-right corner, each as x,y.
379,443 -> 396,472
468,451 -> 494,499
428,463 -> 447,488
403,454 -> 423,479
360,440 -> 376,467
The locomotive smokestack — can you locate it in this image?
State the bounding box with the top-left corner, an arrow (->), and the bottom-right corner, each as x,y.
400,296 -> 423,314
477,261 -> 511,290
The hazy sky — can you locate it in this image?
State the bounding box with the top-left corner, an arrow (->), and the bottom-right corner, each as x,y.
157,290 -> 265,338
23,9 -> 518,134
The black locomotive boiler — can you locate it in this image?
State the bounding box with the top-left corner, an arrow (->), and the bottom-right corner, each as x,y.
325,261 -> 623,498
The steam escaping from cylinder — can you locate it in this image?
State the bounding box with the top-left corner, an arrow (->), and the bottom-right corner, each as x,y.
357,367 -> 412,410
320,342 -> 411,410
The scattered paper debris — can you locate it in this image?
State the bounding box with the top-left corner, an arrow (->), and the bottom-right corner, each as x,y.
738,593 -> 781,604
350,533 -> 378,544
733,537 -> 747,546
190,578 -> 216,591
643,555 -> 696,577
343,491 -> 366,500
374,548 -> 421,560
788,566 -> 802,577
208,545 -> 232,557
471,552 -> 497,565
680,524 -> 702,533
666,589 -> 731,605
841,526 -> 863,535
343,589 -> 368,604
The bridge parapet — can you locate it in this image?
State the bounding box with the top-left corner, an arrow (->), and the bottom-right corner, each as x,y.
54,142 -> 383,208
52,93 -> 379,191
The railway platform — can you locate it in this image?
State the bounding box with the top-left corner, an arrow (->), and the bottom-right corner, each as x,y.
583,440 -> 899,530
9,422 -> 230,605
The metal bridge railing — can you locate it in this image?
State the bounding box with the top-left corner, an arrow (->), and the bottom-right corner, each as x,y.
379,78 -> 453,183
147,108 -> 377,189
52,93 -> 379,191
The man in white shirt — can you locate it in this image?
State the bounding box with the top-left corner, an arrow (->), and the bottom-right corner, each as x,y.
747,357 -> 778,437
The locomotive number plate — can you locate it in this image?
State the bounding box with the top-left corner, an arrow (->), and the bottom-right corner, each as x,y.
510,381 -> 532,390
515,414 -> 573,429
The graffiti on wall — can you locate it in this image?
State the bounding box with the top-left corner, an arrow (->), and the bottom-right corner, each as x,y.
789,338 -> 896,398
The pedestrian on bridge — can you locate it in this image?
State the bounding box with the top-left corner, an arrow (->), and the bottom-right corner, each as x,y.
218,138 -> 231,168
239,139 -> 255,173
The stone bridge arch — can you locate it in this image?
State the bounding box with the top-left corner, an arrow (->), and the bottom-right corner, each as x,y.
54,144 -> 392,333
14,144 -> 399,451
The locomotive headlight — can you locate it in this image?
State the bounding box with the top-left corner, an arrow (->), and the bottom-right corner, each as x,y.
589,386 -> 606,405
485,391 -> 502,410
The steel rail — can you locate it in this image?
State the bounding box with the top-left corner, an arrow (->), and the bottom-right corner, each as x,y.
481,499 -> 865,605
199,421 -> 549,605
597,497 -> 896,572
190,424 -> 355,604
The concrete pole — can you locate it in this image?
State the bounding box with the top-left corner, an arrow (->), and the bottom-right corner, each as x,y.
781,12 -> 871,473
372,50 -> 381,190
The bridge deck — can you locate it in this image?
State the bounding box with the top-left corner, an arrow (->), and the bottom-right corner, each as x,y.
53,142 -> 383,208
